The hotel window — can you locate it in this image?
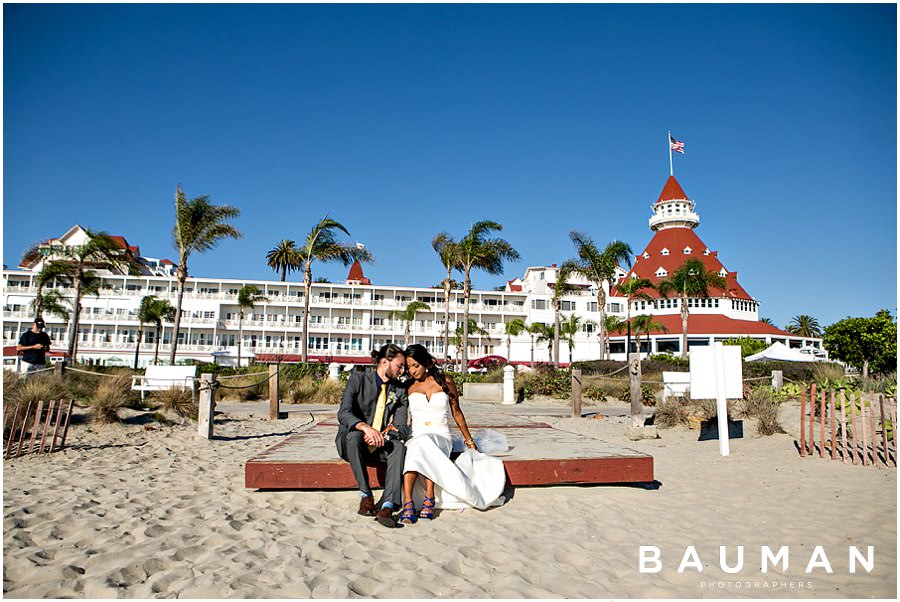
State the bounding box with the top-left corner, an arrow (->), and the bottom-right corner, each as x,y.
561,301 -> 576,311
606,302 -> 621,313
588,302 -> 599,312
642,252 -> 650,259
655,268 -> 668,278
531,300 -> 547,310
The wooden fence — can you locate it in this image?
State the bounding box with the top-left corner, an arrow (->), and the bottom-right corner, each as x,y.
798,384 -> 896,467
3,399 -> 75,460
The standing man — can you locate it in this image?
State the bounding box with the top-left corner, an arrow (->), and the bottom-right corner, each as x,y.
17,317 -> 52,373
335,343 -> 410,528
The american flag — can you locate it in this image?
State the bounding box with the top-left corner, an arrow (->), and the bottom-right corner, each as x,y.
669,134 -> 685,154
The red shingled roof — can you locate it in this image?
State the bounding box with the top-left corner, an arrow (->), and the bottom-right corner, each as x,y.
614,227 -> 752,300
656,175 -> 689,204
614,314 -> 790,337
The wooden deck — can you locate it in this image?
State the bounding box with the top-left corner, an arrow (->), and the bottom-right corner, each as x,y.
245,411 -> 654,489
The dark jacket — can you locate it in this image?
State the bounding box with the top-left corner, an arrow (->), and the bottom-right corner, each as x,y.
335,371 -> 410,458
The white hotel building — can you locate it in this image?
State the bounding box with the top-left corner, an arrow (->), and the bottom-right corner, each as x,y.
2,176 -> 823,369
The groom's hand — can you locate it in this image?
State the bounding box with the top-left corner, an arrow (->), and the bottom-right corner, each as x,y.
359,424 -> 384,448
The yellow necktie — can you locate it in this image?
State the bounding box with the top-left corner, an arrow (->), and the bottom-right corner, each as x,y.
368,384 -> 387,452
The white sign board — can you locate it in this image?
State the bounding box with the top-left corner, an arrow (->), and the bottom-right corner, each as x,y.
689,345 -> 743,399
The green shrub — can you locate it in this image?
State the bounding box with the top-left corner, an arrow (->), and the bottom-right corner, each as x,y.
742,360 -> 844,384
722,337 -> 769,357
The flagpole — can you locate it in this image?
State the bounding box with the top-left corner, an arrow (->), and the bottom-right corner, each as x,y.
668,129 -> 673,176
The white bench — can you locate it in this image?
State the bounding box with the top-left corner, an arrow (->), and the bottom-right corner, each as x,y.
132,365 -> 198,400
662,371 -> 691,402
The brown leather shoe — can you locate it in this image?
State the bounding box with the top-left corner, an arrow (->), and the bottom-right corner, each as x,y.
375,506 -> 398,528
358,496 -> 376,516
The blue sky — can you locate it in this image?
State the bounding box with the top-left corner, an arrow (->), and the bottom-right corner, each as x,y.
4,3 -> 896,329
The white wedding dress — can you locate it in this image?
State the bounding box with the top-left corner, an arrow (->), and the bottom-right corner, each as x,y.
403,391 -> 506,510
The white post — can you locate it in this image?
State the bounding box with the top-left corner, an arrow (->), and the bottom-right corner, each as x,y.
328,362 -> 340,382
197,373 -> 215,439
713,342 -> 730,457
502,365 -> 516,405
668,129 -> 673,176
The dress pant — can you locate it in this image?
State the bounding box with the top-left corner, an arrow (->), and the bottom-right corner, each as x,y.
341,430 -> 406,507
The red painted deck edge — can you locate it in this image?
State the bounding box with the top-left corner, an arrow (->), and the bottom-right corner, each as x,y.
245,455 -> 654,489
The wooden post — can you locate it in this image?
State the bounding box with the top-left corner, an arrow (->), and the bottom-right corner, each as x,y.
869,395 -> 878,468
818,388 -> 825,459
58,400 -> 74,450
860,398 -> 869,466
37,400 -> 55,454
269,364 -> 280,421
629,353 -> 642,428
850,393 -> 859,465
839,389 -> 848,463
799,387 -> 807,457
54,361 -> 66,378
5,401 -> 23,459
771,370 -> 783,390
27,400 -> 44,455
829,389 -> 836,460
197,373 -> 216,439
14,401 -> 34,459
571,368 -> 582,418
879,395 -> 888,467
49,399 -> 66,453
891,403 -> 897,467
808,384 -> 816,456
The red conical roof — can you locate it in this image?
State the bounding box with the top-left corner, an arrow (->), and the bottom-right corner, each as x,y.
656,176 -> 689,204
346,260 -> 371,285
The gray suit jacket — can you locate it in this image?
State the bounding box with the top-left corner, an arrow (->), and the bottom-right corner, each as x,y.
335,371 -> 410,458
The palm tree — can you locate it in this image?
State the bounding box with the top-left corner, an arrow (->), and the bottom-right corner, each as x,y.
170,187 -> 242,364
631,314 -> 668,359
759,317 -> 775,326
145,298 -> 176,365
432,233 -> 461,362
560,314 -> 594,364
786,315 -> 822,338
450,319 -> 488,370
48,230 -> 135,364
657,258 -> 727,358
389,301 -> 431,347
32,290 -> 70,324
616,276 -> 655,355
28,261 -> 73,320
237,285 -> 270,367
266,239 -> 300,282
603,314 -> 626,357
563,232 -> 633,361
504,318 -> 527,361
531,322 -> 556,364
134,295 -> 154,370
525,322 -> 547,368
550,266 -> 578,368
455,221 -> 520,370
297,215 -> 372,362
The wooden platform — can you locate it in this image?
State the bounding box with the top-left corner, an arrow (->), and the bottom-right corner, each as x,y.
245,411 -> 654,489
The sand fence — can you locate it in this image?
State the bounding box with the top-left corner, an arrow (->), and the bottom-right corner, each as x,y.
799,383 -> 897,468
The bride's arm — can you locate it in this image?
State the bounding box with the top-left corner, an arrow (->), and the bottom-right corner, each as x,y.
446,375 -> 477,450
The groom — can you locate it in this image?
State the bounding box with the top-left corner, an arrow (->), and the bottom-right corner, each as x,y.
335,343 -> 410,528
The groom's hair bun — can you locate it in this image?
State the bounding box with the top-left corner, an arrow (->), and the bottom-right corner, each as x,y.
371,343 -> 405,364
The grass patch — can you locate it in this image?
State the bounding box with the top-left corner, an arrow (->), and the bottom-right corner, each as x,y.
90,375 -> 132,424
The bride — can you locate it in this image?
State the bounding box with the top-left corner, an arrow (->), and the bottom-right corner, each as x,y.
392,344 -> 506,524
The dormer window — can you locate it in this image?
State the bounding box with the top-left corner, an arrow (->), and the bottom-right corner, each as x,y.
630,273 -> 639,280
642,252 -> 650,259
660,248 -> 670,256
683,246 -> 692,255
718,269 -> 727,277
703,248 -> 711,256
655,267 -> 668,278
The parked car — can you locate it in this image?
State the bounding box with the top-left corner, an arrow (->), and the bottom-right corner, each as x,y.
467,355 -> 508,372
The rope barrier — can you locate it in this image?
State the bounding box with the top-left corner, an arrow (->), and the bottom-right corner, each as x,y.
23,366 -> 56,375
64,366 -> 124,378
201,371 -> 277,391
215,371 -> 270,381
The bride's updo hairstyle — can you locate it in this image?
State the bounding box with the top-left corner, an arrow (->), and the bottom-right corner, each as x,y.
371,343 -> 404,365
404,344 -> 450,394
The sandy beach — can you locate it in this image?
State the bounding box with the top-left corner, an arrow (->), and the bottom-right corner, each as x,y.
3,399 -> 896,598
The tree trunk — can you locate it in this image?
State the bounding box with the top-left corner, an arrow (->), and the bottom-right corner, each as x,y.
133,326 -> 143,370
442,269 -> 452,362
169,272 -> 187,365
863,359 -> 869,380
461,268 -> 471,371
553,302 -> 560,368
238,311 -> 243,368
34,285 -> 45,320
597,290 -> 608,361
404,322 -> 410,348
680,293 -> 689,359
530,334 -> 535,368
302,265 -> 312,363
281,266 -> 286,282
506,333 -> 511,360
66,276 -> 83,363
154,324 -> 162,365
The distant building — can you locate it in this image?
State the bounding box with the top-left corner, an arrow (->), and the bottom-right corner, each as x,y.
2,178 -> 824,369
